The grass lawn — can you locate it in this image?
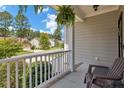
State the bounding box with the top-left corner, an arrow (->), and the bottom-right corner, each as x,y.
47,47 -> 63,51
16,51 -> 33,55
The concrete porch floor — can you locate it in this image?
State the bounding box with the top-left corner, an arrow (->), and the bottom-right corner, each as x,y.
50,63 -> 89,88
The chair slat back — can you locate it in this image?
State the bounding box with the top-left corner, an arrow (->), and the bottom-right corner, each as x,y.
108,58 -> 124,79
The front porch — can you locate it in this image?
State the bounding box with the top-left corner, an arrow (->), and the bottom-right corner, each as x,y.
0,5 -> 124,88
50,63 -> 87,88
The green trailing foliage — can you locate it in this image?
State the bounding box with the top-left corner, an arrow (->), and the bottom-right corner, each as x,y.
56,5 -> 75,26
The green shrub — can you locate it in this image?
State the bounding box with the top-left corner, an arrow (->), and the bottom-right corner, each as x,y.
60,42 -> 64,48
0,61 -> 52,88
0,38 -> 23,59
31,45 -> 35,50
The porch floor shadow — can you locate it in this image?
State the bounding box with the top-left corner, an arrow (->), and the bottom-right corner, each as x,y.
49,63 -> 89,88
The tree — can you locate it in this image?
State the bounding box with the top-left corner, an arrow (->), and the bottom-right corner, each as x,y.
26,30 -> 41,40
15,12 -> 30,43
18,5 -> 43,15
0,38 -> 22,59
32,31 -> 40,38
53,27 -> 62,41
48,33 -> 53,39
53,26 -> 62,47
0,38 -> 24,88
40,33 -> 50,50
0,11 -> 13,38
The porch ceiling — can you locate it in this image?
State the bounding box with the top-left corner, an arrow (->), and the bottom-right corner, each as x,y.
51,5 -> 119,22
78,5 -> 119,18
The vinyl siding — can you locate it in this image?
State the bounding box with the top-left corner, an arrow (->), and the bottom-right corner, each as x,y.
75,11 -> 118,66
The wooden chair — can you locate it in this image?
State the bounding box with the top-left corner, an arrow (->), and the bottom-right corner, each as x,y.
84,58 -> 124,88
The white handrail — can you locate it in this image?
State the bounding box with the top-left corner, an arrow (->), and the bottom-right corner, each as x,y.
0,50 -> 71,64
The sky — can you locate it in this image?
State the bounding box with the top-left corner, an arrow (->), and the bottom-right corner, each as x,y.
0,5 -> 64,38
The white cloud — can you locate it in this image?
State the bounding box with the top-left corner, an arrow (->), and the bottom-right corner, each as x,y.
0,5 -> 6,12
46,21 -> 57,32
47,14 -> 57,21
30,27 -> 37,31
41,19 -> 48,23
46,14 -> 57,34
41,13 -> 57,34
42,7 -> 49,12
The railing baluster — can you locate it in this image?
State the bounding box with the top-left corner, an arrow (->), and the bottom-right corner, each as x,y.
29,58 -> 32,88
56,53 -> 58,75
44,55 -> 47,82
66,52 -> 68,71
15,62 -> 18,88
62,52 -> 64,73
7,63 -> 10,88
63,52 -> 65,72
54,53 -> 56,76
67,52 -> 69,70
53,54 -> 56,76
40,56 -> 42,84
56,53 -> 58,76
65,52 -> 68,71
23,59 -> 26,88
35,57 -> 38,87
52,54 -> 54,77
60,53 -> 62,73
58,53 -> 60,75
59,53 -> 61,74
65,52 -> 67,71
48,54 -> 50,79
61,52 -> 63,73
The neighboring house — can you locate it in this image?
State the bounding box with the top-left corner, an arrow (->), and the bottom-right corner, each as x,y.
49,39 -> 55,47
30,38 -> 40,48
17,38 -> 32,51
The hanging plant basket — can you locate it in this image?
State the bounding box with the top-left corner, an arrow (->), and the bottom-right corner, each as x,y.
56,5 -> 75,26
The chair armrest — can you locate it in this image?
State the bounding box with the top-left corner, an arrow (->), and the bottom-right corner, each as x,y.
93,75 -> 121,80
89,64 -> 109,68
88,64 -> 109,74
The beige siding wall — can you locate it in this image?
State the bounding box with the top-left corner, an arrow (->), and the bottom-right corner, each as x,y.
75,11 -> 118,66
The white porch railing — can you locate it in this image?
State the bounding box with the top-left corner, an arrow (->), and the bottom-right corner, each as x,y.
0,50 -> 71,88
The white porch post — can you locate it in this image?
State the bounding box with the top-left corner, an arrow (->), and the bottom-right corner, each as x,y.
64,24 -> 75,72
